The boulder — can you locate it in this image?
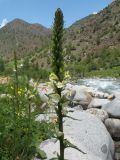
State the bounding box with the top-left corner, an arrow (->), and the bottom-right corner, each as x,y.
105,118 -> 120,138
86,108 -> 108,122
102,98 -> 120,118
88,90 -> 109,99
88,98 -> 110,109
38,138 -> 102,160
67,105 -> 83,112
68,85 -> 92,108
73,105 -> 83,111
38,92 -> 49,102
65,83 -> 74,90
38,111 -> 114,160
112,91 -> 120,99
37,83 -> 53,102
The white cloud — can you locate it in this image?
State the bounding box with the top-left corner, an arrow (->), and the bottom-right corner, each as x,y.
93,12 -> 97,15
0,18 -> 8,28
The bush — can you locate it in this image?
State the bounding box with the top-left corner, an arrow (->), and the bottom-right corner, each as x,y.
0,58 -> 5,72
0,52 -> 52,159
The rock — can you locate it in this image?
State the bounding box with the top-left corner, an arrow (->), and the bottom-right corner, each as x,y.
41,103 -> 47,110
69,85 -> 92,108
73,90 -> 92,108
65,83 -> 74,90
86,108 -> 108,122
108,94 -> 115,100
73,105 -> 83,111
88,98 -> 110,109
36,114 -> 50,122
38,138 -> 102,160
37,83 -> 53,102
36,112 -> 58,124
70,89 -> 76,100
86,89 -> 113,100
67,105 -> 83,112
112,91 -> 120,99
38,111 -> 114,160
38,92 -> 49,102
67,107 -> 75,112
102,98 -> 120,118
105,118 -> 120,138
0,76 -> 10,84
0,94 -> 11,98
92,91 -> 109,99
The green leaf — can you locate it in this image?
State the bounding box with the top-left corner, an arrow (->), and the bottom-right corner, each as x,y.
56,131 -> 64,138
36,149 -> 47,159
49,73 -> 58,81
63,139 -> 86,154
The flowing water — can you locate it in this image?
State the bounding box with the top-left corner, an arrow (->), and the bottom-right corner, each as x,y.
77,78 -> 120,94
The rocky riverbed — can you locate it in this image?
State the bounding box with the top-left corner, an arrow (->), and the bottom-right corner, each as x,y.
33,78 -> 120,160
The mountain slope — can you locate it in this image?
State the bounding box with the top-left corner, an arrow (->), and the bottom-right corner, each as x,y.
60,0 -> 120,77
65,0 -> 120,58
0,19 -> 51,60
0,0 -> 120,77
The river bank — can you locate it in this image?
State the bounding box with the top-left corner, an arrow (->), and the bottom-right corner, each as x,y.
35,78 -> 120,160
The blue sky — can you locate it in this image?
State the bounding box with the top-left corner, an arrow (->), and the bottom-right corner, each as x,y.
0,0 -> 113,28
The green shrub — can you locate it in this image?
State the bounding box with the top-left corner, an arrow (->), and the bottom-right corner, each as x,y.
0,52 -> 52,160
0,58 -> 5,72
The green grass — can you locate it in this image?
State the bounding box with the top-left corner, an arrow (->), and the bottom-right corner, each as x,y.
0,78 -> 54,160
0,84 -> 9,94
85,66 -> 120,78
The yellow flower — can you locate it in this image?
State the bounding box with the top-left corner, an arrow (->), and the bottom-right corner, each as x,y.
29,94 -> 35,99
10,86 -> 13,89
64,71 -> 71,79
49,73 -> 58,81
18,90 -> 22,95
56,82 -> 64,89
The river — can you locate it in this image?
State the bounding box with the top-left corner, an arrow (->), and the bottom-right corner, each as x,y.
77,78 -> 120,94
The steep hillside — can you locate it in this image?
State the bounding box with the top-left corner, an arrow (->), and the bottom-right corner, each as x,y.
63,0 -> 120,77
65,0 -> 120,58
0,0 -> 120,78
0,19 -> 51,60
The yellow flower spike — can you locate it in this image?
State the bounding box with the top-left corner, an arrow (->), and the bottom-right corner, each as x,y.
49,73 -> 58,81
18,90 -> 22,95
64,71 -> 71,81
29,94 -> 35,99
20,88 -> 23,92
56,82 -> 64,89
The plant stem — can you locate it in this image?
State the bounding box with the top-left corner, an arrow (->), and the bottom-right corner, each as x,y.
52,8 -> 64,159
14,51 -> 19,112
13,51 -> 19,159
58,101 -> 64,160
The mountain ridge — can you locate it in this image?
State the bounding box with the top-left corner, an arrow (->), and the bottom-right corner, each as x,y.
0,18 -> 51,60
0,0 -> 120,76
